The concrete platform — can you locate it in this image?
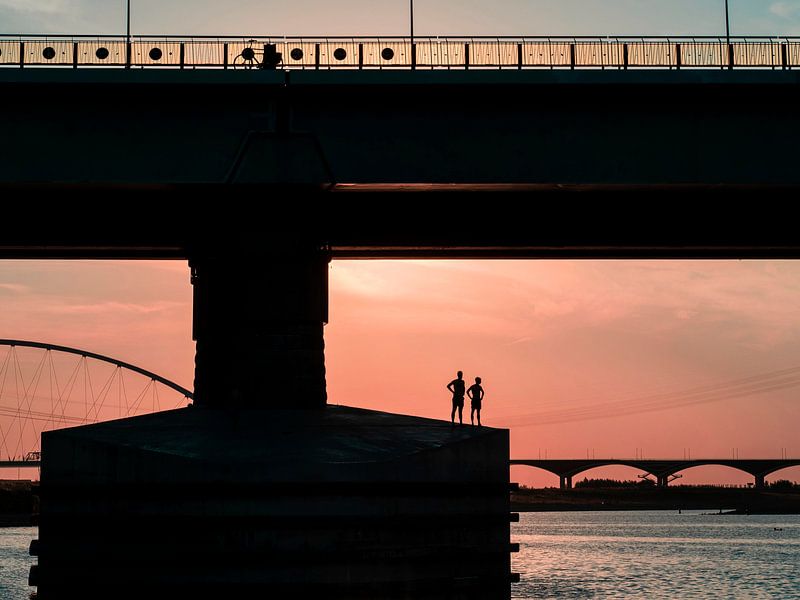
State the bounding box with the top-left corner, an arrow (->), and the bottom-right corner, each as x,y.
34,406 -> 511,598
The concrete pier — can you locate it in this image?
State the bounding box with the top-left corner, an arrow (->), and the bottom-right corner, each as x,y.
35,406 -> 511,599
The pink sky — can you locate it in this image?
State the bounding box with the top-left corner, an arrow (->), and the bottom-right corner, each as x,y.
1,259 -> 799,487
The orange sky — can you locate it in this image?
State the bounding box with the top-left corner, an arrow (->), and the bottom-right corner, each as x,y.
1,259 -> 799,487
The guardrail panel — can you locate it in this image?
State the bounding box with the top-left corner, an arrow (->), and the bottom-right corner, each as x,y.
627,42 -> 675,67
75,40 -> 127,66
0,40 -> 21,65
319,41 -> 360,68
733,41 -> 780,67
23,40 -> 73,66
183,41 -> 226,67
131,41 -> 182,66
361,41 -> 411,67
681,42 -> 725,67
521,42 -> 571,66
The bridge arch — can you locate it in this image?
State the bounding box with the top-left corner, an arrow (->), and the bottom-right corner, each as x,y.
509,463 -> 562,489
0,339 -> 192,398
0,339 -> 192,466
760,464 -> 800,480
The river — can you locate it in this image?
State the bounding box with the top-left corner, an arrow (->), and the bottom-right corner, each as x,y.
2,512 -> 799,598
512,511 -> 800,599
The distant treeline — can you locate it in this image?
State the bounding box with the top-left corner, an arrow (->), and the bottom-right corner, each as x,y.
575,478 -> 655,489
520,478 -> 800,490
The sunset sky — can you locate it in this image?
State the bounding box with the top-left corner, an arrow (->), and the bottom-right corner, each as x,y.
2,0 -> 800,36
1,259 -> 799,487
3,1 -> 800,486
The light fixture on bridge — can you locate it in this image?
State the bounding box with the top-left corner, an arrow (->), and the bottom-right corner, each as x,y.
725,0 -> 731,45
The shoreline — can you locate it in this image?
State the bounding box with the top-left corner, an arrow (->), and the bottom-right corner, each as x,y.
512,486 -> 800,515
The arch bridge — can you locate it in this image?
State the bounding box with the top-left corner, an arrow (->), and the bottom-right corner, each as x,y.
0,339 -> 193,469
510,459 -> 800,489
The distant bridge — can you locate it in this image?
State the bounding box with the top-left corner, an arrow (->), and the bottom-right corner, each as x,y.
510,459 -> 800,489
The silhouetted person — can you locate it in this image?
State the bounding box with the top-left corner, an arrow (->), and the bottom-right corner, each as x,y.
468,377 -> 484,426
447,371 -> 465,425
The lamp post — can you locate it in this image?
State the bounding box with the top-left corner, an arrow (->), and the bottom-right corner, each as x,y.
724,0 -> 730,46
410,0 -> 414,46
126,0 -> 131,45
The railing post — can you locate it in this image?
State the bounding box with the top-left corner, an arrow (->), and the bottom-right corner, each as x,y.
411,43 -> 416,70
180,43 -> 185,69
675,43 -> 681,70
126,41 -> 132,69
728,43 -> 735,69
314,43 -> 320,69
358,43 -> 363,69
781,43 -> 788,70
569,43 -> 576,69
464,43 -> 469,69
73,42 -> 79,68
223,43 -> 228,69
19,41 -> 24,69
517,43 -> 523,69
623,43 -> 628,70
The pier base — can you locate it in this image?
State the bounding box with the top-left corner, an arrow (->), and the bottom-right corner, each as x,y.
34,406 -> 511,599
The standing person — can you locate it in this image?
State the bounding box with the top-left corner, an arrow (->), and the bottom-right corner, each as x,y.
468,377 -> 484,426
447,371 -> 466,425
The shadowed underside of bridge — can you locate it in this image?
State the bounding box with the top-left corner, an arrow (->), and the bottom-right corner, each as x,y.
511,459 -> 800,488
3,69 -> 800,189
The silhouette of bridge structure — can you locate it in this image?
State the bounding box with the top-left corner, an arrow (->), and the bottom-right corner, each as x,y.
4,34 -> 800,188
5,30 -> 800,599
511,459 -> 800,489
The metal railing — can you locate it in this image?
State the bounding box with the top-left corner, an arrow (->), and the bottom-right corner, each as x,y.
1,35 -> 798,70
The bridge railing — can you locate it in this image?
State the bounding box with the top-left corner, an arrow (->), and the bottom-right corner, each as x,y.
0,35 -> 798,70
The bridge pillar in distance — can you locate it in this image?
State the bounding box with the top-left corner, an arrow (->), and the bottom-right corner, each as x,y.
755,474 -> 766,489
657,474 -> 669,488
189,239 -> 329,409
560,475 -> 573,489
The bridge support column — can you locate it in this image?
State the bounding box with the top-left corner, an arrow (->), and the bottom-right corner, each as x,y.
755,474 -> 766,489
560,475 -> 573,489
657,474 -> 669,488
190,240 -> 330,409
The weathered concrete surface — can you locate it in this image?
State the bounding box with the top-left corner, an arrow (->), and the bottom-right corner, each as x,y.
36,406 -> 511,598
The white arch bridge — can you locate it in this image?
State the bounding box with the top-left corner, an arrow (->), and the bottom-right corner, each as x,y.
0,339 -> 192,469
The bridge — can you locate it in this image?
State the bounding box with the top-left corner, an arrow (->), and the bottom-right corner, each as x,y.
4,34 -> 800,188
511,459 -> 800,489
6,30 -> 800,598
